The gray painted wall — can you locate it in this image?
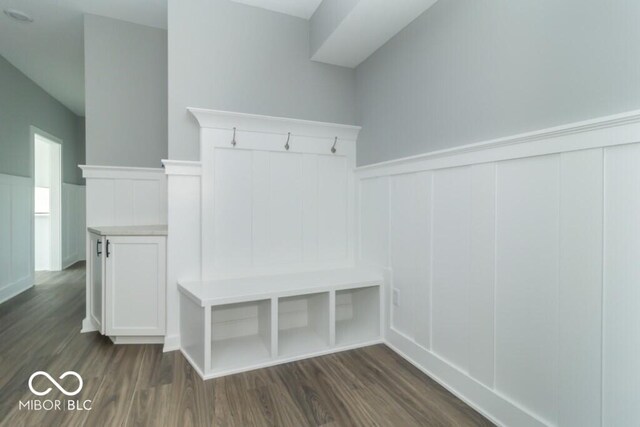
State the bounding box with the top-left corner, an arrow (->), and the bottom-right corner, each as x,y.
168,0 -> 356,161
309,0 -> 359,57
355,0 -> 640,166
0,55 -> 84,184
84,15 -> 167,168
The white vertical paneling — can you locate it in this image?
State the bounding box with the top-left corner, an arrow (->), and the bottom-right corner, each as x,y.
302,154 -> 319,262
83,169 -> 166,228
0,179 -> 13,288
432,166 -> 471,370
0,174 -> 33,303
166,172 -> 201,349
252,151 -> 270,265
359,177 -> 389,267
318,156 -> 348,262
495,155 -> 560,425
133,179 -> 163,225
389,172 -> 431,344
603,144 -> 640,427
86,179 -> 114,226
213,149 -> 253,271
559,149 -> 603,427
468,163 -> 496,387
269,152 -> 303,263
113,180 -> 135,225
11,180 -> 31,282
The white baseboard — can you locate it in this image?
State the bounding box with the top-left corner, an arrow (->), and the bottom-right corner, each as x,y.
62,255 -> 80,270
109,335 -> 164,345
81,316 -> 98,333
384,331 -> 546,427
163,334 -> 180,352
0,275 -> 33,305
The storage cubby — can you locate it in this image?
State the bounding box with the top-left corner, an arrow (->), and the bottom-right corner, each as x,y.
335,286 -> 380,346
211,299 -> 272,371
278,292 -> 330,357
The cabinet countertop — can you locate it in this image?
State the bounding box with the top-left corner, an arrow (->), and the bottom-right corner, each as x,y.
88,225 -> 168,236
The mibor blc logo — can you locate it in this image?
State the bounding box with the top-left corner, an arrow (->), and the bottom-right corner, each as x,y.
19,371 -> 92,411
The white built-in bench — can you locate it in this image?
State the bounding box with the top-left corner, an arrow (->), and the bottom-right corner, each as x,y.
178,267 -> 383,379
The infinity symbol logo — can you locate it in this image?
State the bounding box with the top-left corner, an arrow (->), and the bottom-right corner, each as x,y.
28,371 -> 83,396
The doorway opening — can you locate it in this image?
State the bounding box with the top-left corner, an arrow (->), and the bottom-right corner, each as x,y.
33,129 -> 62,273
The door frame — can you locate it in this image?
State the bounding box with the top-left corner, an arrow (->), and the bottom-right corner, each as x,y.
30,126 -> 63,272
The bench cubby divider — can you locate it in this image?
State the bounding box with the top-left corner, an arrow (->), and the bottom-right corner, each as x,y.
178,267 -> 383,379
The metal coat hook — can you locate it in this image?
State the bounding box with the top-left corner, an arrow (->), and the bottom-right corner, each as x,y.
285,132 -> 291,151
331,137 -> 338,154
231,127 -> 237,147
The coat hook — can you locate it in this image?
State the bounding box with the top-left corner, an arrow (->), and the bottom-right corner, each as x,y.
285,132 -> 291,151
331,136 -> 338,154
231,127 -> 237,147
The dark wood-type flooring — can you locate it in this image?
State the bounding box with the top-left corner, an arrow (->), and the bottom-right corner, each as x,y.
0,262 -> 492,426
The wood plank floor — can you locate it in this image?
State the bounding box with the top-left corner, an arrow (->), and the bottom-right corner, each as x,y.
0,263 -> 492,426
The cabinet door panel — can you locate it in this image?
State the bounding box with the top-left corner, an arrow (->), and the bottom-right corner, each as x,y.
105,236 -> 166,336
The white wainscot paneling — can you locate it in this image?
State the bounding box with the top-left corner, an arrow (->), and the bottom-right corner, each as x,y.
559,149 -> 603,427
0,174 -> 33,303
603,143 -> 640,427
62,183 -> 86,268
468,163 -> 496,388
389,172 -> 431,347
431,166 -> 472,370
359,177 -> 389,267
495,155 -> 560,425
82,166 -> 167,227
355,109 -> 640,427
428,163 -> 496,385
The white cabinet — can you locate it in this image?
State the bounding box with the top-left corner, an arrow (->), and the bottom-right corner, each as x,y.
87,226 -> 167,342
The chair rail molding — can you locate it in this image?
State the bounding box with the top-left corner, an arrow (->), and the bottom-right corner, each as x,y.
356,108 -> 640,178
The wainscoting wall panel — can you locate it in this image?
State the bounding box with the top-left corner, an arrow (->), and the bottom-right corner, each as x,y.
432,166 -> 472,372
603,143 -> 640,426
389,172 -> 432,346
467,163 -> 496,389
0,174 -> 32,303
494,155 -> 560,425
357,109 -> 640,427
359,177 -> 389,268
558,149 -> 602,427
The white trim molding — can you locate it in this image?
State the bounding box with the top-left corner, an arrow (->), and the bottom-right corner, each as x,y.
357,108 -> 640,178
79,165 -> 166,180
161,160 -> 202,176
187,107 -> 361,141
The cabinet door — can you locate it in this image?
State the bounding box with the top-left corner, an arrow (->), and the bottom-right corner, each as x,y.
88,232 -> 104,334
104,235 -> 166,336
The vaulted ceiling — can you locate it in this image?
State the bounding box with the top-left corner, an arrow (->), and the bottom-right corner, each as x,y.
0,0 -> 436,116
0,0 -> 166,116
